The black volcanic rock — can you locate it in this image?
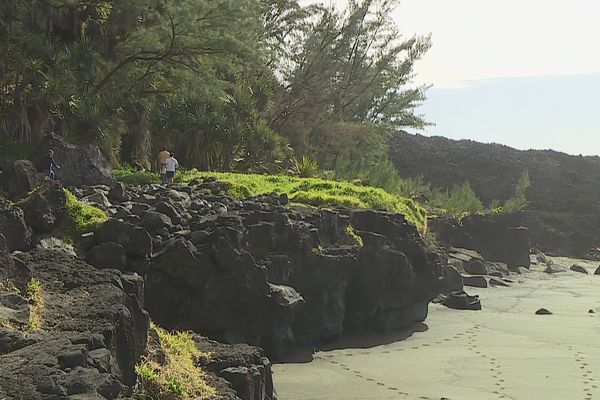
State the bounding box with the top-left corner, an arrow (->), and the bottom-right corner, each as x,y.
0,244 -> 149,398
15,181 -> 67,233
38,132 -> 115,187
0,159 -> 44,200
0,202 -> 31,251
390,131 -> 600,258
430,213 -> 531,270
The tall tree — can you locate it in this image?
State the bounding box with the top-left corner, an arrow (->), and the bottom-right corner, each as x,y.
270,0 -> 430,176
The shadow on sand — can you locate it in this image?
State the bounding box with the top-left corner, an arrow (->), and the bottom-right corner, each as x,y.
279,322 -> 429,364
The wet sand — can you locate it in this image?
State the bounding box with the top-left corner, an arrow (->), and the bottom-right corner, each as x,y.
273,259 -> 600,400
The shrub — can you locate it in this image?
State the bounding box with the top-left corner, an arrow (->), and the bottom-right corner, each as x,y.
431,182 -> 484,217
503,170 -> 530,213
291,156 -> 319,178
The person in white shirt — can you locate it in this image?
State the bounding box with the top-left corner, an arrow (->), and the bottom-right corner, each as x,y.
165,152 -> 179,186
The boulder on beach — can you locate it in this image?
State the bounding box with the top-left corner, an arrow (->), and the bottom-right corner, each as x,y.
462,275 -> 488,288
442,291 -> 481,311
442,265 -> 463,293
570,264 -> 588,274
544,264 -> 566,274
489,277 -> 510,287
594,266 -> 600,275
535,308 -> 553,315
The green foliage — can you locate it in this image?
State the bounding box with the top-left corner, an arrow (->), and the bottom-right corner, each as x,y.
503,170 -> 530,213
116,167 -> 427,231
429,182 -> 485,217
135,324 -> 214,400
291,156 -> 319,178
114,166 -> 158,185
62,190 -> 108,242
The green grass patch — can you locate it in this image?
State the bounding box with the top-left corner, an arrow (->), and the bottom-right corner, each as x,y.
26,278 -> 43,329
114,165 -> 158,185
61,189 -> 108,242
135,324 -> 215,400
114,168 -> 427,232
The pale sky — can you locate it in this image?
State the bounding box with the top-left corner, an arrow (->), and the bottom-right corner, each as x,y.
302,0 -> 600,155
391,0 -> 600,88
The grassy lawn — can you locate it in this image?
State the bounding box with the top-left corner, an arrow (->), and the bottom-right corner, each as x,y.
115,167 -> 427,232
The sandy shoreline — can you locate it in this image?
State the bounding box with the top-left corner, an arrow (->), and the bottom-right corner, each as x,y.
273,260 -> 600,400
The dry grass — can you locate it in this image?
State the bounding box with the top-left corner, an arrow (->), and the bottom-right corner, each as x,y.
135,324 -> 215,400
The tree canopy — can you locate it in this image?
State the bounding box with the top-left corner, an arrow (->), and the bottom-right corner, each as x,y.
0,0 -> 430,179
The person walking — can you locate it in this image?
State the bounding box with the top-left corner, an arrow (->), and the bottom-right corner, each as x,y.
165,152 -> 179,187
43,148 -> 60,180
158,146 -> 170,184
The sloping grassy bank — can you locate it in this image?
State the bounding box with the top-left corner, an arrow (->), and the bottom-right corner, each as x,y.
115,168 -> 427,232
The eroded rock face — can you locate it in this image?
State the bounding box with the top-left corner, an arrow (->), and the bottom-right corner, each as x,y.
39,132 -> 115,187
0,159 -> 45,200
0,245 -> 149,399
88,183 -> 444,360
196,336 -> 274,400
0,201 -> 31,251
429,213 -> 531,270
16,181 -> 67,233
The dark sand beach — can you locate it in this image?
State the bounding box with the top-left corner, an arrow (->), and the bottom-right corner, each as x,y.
274,258 -> 600,400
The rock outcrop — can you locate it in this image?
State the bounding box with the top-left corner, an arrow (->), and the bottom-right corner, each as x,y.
81,183 -> 444,360
0,159 -> 45,200
0,180 -> 278,400
0,199 -> 32,251
38,132 -> 116,187
0,243 -> 149,399
429,213 -> 531,270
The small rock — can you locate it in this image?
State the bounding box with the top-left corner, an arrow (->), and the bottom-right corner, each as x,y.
0,292 -> 30,326
535,308 -> 553,315
86,242 -> 126,269
594,266 -> 600,275
442,291 -> 481,311
464,259 -> 488,275
462,275 -> 487,288
570,264 -> 588,274
442,265 -> 463,292
489,278 -> 509,287
544,265 -> 566,274
589,309 -> 595,314
58,349 -> 88,369
107,182 -> 127,202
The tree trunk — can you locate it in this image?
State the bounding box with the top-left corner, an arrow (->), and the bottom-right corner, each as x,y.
128,108 -> 151,169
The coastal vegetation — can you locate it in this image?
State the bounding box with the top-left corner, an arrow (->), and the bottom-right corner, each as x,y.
62,189 -> 108,242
